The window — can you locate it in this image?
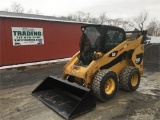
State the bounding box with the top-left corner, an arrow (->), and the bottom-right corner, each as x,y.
84,26 -> 101,47
106,30 -> 124,44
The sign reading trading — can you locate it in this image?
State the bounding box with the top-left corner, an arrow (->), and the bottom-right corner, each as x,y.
12,27 -> 44,46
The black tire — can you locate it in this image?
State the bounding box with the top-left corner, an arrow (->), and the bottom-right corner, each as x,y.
119,66 -> 140,92
91,70 -> 118,102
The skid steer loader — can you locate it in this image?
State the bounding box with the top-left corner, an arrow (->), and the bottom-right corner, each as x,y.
32,25 -> 147,119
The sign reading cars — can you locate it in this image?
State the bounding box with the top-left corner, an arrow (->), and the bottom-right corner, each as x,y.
12,27 -> 44,46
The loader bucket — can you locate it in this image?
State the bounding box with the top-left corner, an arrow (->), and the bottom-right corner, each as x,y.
32,76 -> 96,119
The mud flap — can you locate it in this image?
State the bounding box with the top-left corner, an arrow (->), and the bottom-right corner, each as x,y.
32,76 -> 96,119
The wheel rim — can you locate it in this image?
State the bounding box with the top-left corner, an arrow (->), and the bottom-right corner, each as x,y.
131,73 -> 138,87
105,78 -> 115,94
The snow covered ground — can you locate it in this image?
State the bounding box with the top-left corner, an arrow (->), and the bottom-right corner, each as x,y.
149,36 -> 160,43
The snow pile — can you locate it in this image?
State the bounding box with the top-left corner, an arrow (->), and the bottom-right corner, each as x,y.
150,36 -> 160,43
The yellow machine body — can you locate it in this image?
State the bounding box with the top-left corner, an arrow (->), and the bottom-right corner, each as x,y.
63,36 -> 144,88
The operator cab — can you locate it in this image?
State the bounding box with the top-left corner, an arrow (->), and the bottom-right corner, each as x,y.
79,25 -> 126,65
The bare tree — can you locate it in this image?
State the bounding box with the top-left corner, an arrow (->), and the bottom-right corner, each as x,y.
91,17 -> 99,24
131,10 -> 149,30
11,2 -> 24,13
99,12 -> 107,24
112,18 -> 122,26
106,18 -> 132,30
121,20 -> 132,31
158,23 -> 160,36
27,9 -> 33,14
84,12 -> 91,22
147,19 -> 160,36
76,11 -> 85,22
66,11 -> 91,22
3,8 -> 11,12
67,14 -> 77,21
106,19 -> 113,25
35,9 -> 42,15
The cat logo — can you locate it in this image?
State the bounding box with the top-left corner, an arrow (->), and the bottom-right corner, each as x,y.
109,51 -> 118,57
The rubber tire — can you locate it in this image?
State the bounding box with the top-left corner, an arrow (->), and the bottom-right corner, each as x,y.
119,66 -> 140,92
91,70 -> 118,102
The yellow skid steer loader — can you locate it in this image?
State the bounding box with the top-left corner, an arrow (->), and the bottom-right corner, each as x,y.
32,25 -> 147,119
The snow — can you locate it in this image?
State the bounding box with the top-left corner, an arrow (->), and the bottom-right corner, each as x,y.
150,36 -> 160,43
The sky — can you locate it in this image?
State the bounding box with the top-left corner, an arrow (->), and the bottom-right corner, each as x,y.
0,0 -> 160,21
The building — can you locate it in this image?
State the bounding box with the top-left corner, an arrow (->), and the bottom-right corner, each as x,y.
0,11 -> 87,66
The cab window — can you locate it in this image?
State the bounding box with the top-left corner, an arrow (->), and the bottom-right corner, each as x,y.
106,30 -> 124,44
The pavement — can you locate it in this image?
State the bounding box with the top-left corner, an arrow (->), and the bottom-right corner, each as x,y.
0,62 -> 160,120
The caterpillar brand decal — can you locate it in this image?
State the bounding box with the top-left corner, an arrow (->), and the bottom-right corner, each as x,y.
109,51 -> 118,57
136,53 -> 143,64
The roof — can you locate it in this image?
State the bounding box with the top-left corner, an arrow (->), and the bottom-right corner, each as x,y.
0,11 -> 88,24
82,24 -> 125,32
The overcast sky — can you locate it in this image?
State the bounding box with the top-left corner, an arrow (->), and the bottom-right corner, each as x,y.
0,0 -> 160,21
